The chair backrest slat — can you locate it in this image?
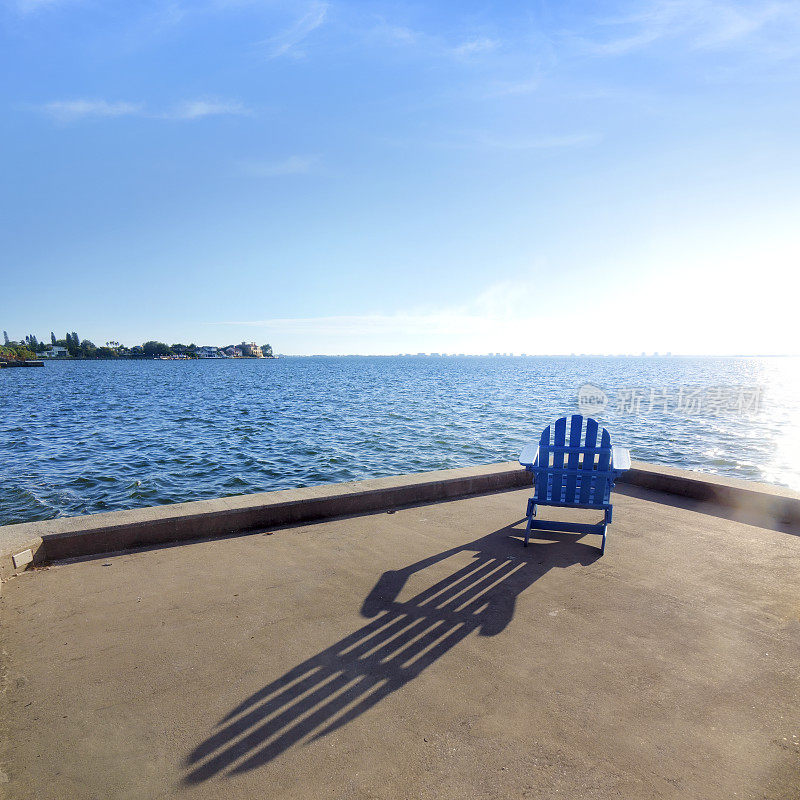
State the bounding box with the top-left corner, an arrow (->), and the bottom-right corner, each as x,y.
563,415 -> 583,501
539,423 -> 551,499
578,417 -> 599,504
540,423 -> 551,465
591,428 -> 613,504
549,416 -> 568,501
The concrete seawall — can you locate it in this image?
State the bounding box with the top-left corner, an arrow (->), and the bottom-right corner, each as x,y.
2,460 -> 798,578
0,360 -> 44,368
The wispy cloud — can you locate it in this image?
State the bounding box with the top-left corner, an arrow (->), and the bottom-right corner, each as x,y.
213,281 -> 563,353
216,311 -> 536,348
473,132 -> 600,150
37,98 -> 249,123
451,37 -> 499,58
395,130 -> 598,152
481,76 -> 542,97
238,155 -> 318,176
369,22 -> 505,63
223,280 -> 535,332
39,99 -> 144,122
585,0 -> 800,56
258,1 -> 329,59
165,99 -> 249,119
367,22 -> 423,47
213,243 -> 800,355
13,0 -> 71,13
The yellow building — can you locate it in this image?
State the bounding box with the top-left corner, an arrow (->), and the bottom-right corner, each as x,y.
241,342 -> 263,358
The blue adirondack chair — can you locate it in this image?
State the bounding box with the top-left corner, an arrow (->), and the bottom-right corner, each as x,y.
518,415 -> 631,554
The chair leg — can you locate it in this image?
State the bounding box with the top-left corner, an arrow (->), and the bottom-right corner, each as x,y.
524,501 -> 536,547
600,508 -> 612,554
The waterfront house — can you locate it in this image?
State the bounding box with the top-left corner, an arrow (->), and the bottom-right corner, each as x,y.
241,341 -> 263,358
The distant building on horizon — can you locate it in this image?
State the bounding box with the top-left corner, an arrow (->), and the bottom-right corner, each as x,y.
241,342 -> 263,358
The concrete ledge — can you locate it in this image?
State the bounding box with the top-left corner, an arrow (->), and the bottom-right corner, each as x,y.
620,461 -> 800,526
0,462 -> 531,578
1,460 -> 798,578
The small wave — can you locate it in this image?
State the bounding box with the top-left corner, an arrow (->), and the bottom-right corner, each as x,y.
1,484 -> 59,526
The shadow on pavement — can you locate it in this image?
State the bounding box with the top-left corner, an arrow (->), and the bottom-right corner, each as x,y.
183,520 -> 599,783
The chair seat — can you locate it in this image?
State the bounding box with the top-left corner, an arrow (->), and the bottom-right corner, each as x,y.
533,497 -> 611,511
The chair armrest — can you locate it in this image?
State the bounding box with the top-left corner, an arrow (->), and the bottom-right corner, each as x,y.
611,446 -> 631,472
519,444 -> 539,468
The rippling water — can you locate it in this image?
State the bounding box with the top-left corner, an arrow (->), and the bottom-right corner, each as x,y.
2,356 -> 799,525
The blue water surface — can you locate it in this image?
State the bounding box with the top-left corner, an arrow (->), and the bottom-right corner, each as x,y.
2,356 -> 799,525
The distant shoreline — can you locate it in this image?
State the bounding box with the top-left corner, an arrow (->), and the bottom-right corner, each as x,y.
17,353 -> 797,361
27,355 -> 279,362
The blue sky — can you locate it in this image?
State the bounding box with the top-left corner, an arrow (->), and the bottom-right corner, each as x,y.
2,0 -> 799,354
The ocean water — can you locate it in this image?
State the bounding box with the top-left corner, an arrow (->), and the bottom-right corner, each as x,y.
2,356 -> 799,526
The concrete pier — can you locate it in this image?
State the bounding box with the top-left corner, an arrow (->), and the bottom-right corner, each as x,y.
1,473 -> 798,799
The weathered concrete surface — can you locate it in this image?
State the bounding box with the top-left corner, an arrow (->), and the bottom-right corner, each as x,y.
1,486 -> 799,800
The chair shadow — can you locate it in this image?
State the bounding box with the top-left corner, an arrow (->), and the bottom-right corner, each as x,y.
182,520 -> 601,784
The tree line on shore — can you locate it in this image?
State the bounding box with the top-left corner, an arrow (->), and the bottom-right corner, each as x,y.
1,331 -> 273,361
